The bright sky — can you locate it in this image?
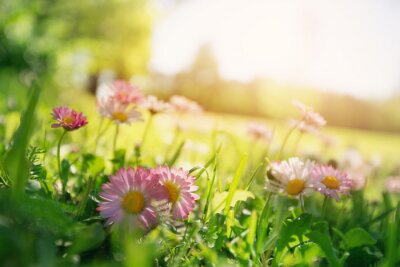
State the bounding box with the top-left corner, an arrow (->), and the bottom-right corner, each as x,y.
150,0 -> 400,99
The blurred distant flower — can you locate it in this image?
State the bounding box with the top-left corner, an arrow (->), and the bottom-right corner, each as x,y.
292,100 -> 326,129
288,119 -> 320,135
142,95 -> 171,115
97,167 -> 167,230
170,95 -> 203,113
348,171 -> 367,191
319,133 -> 339,147
51,106 -> 88,131
98,98 -> 141,124
340,148 -> 364,170
247,122 -> 273,142
97,80 -> 144,106
267,157 -> 315,197
153,166 -> 199,220
312,165 -> 352,201
385,176 -> 400,193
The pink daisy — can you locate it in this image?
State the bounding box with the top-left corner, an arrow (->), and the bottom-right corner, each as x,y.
153,166 -> 199,220
51,106 -> 88,131
292,100 -> 326,129
267,157 -> 315,197
141,95 -> 171,115
98,98 -> 142,124
247,122 -> 273,142
385,176 -> 400,194
97,80 -> 143,105
170,95 -> 203,113
311,165 -> 352,201
97,167 -> 167,230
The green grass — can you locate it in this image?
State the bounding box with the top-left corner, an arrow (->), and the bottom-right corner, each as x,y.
1,87 -> 399,266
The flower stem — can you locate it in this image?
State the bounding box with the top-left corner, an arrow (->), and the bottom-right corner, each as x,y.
140,113 -> 153,150
278,118 -> 303,159
321,196 -> 328,220
113,124 -> 120,155
293,132 -> 304,155
299,194 -> 305,212
94,117 -> 104,153
57,130 -> 67,180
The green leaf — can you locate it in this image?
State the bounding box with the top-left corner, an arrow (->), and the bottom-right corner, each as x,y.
210,189 -> 254,215
166,140 -> 185,166
68,223 -> 106,254
246,210 -> 258,249
4,83 -> 40,196
224,154 -> 248,215
82,153 -> 105,176
306,221 -> 341,267
272,214 -> 312,267
343,228 -> 376,249
256,193 -> 272,254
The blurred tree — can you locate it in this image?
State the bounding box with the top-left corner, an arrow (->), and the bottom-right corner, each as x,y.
0,0 -> 152,105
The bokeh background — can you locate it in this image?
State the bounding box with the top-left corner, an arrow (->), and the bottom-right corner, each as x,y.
1,0 -> 400,173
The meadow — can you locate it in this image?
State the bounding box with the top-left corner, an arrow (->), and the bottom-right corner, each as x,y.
0,82 -> 399,267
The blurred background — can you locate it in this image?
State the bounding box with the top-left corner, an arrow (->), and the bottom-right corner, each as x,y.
1,0 -> 400,132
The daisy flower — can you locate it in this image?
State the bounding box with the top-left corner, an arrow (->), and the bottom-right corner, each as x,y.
170,95 -> 202,113
348,171 -> 367,191
51,106 -> 88,131
247,122 -> 273,142
98,98 -> 142,124
153,166 -> 199,220
311,165 -> 352,201
267,157 -> 315,197
142,95 -> 171,115
97,167 -> 167,230
97,80 -> 143,106
385,176 -> 400,194
292,100 -> 326,129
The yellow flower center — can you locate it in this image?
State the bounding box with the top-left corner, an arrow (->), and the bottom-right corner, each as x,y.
62,115 -> 75,124
164,182 -> 180,204
121,191 -> 145,214
286,178 -> 305,195
322,176 -> 340,189
112,112 -> 128,122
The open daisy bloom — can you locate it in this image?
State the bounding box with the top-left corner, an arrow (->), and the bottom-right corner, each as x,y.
97,167 -> 167,230
153,166 -> 199,220
98,98 -> 142,124
142,95 -> 171,115
311,165 -> 352,202
170,95 -> 203,113
51,106 -> 88,131
292,100 -> 326,130
267,157 -> 315,197
385,176 -> 400,194
247,122 -> 273,142
97,80 -> 144,106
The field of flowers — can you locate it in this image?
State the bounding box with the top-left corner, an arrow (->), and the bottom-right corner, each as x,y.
1,81 -> 400,267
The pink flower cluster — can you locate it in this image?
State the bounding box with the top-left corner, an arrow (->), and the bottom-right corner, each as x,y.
267,157 -> 352,201
97,165 -> 199,230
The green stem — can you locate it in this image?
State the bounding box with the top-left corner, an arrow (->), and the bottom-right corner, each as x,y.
299,194 -> 305,213
293,131 -> 303,155
113,124 -> 120,155
140,113 -> 153,150
76,176 -> 95,219
57,130 -> 67,180
278,118 -> 304,159
321,196 -> 328,220
94,117 -> 104,153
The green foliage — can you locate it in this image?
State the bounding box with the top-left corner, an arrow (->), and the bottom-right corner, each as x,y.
1,78 -> 400,266
4,83 -> 40,196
